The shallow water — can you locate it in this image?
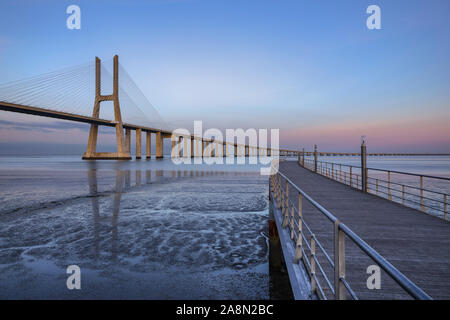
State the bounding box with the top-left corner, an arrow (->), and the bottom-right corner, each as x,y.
1,155 -> 448,299
0,156 -> 273,299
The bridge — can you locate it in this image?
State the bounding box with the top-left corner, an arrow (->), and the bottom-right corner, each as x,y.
1,55 -> 447,160
1,55 -> 449,300
0,55 -> 298,160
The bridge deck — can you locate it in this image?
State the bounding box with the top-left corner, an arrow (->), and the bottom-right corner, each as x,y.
278,161 -> 450,300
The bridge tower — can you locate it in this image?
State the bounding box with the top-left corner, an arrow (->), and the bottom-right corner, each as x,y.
83,55 -> 131,160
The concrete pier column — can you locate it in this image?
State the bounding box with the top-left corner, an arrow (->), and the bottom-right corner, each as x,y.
178,136 -> 183,157
183,137 -> 189,158
191,138 -> 195,158
125,129 -> 131,153
171,138 -> 176,158
156,131 -> 163,158
197,139 -> 201,157
234,144 -> 238,157
146,131 -> 151,159
136,128 -> 142,159
201,140 -> 205,157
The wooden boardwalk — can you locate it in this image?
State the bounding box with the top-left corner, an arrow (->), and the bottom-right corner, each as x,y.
278,161 -> 450,300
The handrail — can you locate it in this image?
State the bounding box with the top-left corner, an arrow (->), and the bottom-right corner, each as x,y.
311,159 -> 450,181
301,157 -> 449,220
271,169 -> 432,300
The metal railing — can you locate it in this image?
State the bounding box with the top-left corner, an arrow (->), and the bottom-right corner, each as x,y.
300,157 -> 449,220
269,170 -> 432,300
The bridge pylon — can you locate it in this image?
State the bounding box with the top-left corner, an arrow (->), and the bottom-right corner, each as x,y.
82,55 -> 131,160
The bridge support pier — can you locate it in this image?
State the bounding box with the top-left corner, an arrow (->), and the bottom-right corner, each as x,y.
201,140 -> 205,157
125,129 -> 131,153
171,137 -> 176,158
146,131 -> 151,159
156,131 -> 164,158
82,55 -> 131,160
136,129 -> 141,159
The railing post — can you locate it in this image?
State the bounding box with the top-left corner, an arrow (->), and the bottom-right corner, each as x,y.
276,174 -> 282,209
334,220 -> 346,300
388,171 -> 392,201
444,194 -> 448,221
314,145 -> 318,173
402,185 -> 405,205
302,148 -> 305,167
420,176 -> 425,212
269,175 -> 272,201
361,138 -> 368,193
350,167 -> 353,188
310,235 -> 317,295
290,203 -> 295,240
294,193 -> 303,263
282,180 -> 289,228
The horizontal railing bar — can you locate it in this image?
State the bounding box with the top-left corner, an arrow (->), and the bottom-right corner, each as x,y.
340,278 -> 358,300
313,272 -> 327,300
367,181 -> 448,203
371,188 -> 445,213
312,253 -> 335,294
293,221 -> 335,269
367,177 -> 449,196
337,223 -> 432,300
312,159 -> 450,181
277,171 -> 338,223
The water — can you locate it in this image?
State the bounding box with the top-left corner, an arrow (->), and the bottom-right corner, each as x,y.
1,155 -> 448,299
0,155 -> 276,299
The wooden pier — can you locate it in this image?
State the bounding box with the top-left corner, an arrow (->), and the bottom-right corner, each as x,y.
271,161 -> 450,300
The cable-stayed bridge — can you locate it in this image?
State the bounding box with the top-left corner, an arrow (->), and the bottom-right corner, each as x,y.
0,55 -> 293,160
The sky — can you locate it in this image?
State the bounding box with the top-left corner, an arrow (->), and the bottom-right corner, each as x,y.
0,0 -> 449,153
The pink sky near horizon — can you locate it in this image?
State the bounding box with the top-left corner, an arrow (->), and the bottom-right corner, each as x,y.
0,111 -> 449,153
281,116 -> 450,152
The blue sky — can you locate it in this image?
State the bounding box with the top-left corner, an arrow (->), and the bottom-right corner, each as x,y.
0,0 -> 449,152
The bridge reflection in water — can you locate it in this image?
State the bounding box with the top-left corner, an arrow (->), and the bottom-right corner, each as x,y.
31,160 -> 280,300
